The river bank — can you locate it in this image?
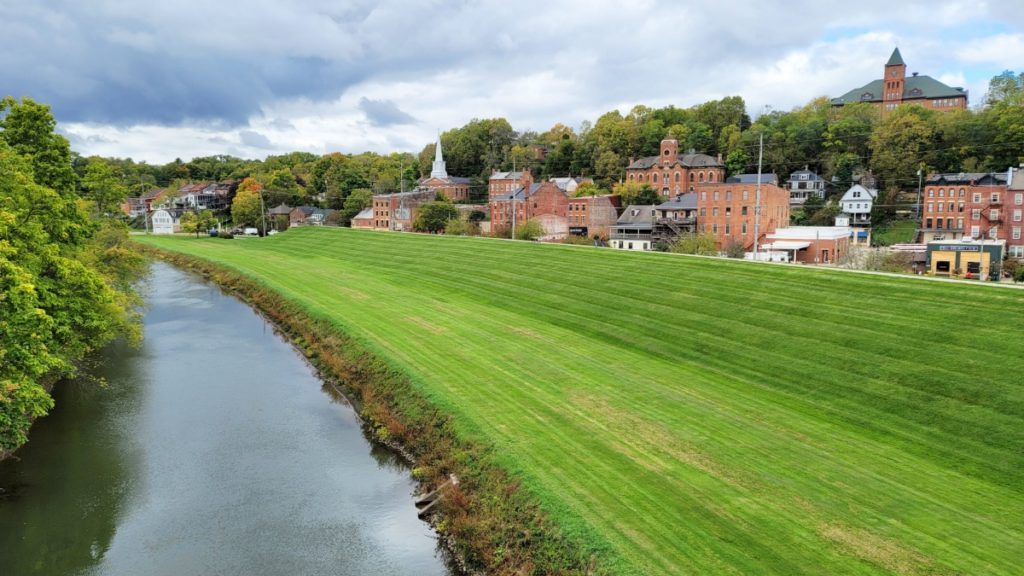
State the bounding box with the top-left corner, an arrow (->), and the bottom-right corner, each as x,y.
135,245 -> 601,576
0,262 -> 452,576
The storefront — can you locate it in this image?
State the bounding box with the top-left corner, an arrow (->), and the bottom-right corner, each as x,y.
926,239 -> 1004,280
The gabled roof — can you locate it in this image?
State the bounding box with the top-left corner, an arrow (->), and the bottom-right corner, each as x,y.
787,169 -> 822,182
840,184 -> 878,201
926,172 -> 1009,186
268,203 -> 292,215
657,193 -> 697,211
353,207 -> 373,220
490,171 -> 525,180
614,205 -> 656,226
727,173 -> 780,185
141,187 -> 166,201
627,152 -> 722,170
831,75 -> 966,105
886,47 -> 905,66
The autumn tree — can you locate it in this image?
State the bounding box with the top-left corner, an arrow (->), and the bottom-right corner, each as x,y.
231,177 -> 265,230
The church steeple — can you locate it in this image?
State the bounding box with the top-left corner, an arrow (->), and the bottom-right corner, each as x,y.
430,132 -> 448,179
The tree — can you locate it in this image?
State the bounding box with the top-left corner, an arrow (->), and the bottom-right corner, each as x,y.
413,200 -> 458,232
984,70 -> 1024,107
180,210 -> 216,237
612,182 -> 659,206
81,157 -> 129,216
671,232 -> 718,255
514,219 -> 545,241
231,177 -> 264,230
869,107 -> 933,191
340,188 -> 374,226
0,96 -> 78,196
444,218 -> 480,236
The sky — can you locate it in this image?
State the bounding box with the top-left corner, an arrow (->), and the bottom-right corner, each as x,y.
1,0 -> 1021,164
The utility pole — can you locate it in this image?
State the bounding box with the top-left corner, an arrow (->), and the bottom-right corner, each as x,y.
142,178 -> 149,235
916,168 -> 923,220
258,189 -> 267,237
753,132 -> 764,259
510,158 -> 517,238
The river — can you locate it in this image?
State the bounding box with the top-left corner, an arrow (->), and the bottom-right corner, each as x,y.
0,262 -> 452,576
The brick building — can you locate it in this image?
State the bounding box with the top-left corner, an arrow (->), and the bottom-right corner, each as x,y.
625,138 -> 725,197
918,171 -> 1020,258
695,182 -> 790,249
420,135 -> 472,202
831,48 -> 968,113
371,188 -> 435,231
763,226 -> 852,264
567,194 -> 621,240
489,168 -> 533,199
489,181 -> 568,236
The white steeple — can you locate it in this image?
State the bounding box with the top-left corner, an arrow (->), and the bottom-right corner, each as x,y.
430,132 -> 448,179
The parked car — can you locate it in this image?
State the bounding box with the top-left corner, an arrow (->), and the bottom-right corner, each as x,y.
243,227 -> 259,236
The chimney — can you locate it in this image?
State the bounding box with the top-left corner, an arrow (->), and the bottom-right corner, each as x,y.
912,72 -> 919,77
717,153 -> 723,163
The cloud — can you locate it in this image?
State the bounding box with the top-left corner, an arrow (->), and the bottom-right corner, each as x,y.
358,97 -> 417,126
8,1 -> 1018,163
239,130 -> 273,149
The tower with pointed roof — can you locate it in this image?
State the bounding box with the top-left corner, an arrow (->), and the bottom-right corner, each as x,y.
430,132 -> 448,180
883,47 -> 907,108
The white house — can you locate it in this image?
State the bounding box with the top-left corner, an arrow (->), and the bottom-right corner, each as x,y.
837,184 -> 878,226
151,209 -> 180,234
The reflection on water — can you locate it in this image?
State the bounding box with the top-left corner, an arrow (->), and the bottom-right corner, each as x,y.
0,262 -> 450,576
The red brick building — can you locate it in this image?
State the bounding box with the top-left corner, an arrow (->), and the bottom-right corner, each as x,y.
831,48 -> 968,113
919,171 -> 1022,258
695,182 -> 790,249
371,188 -> 435,231
489,168 -> 533,199
568,194 -> 621,240
625,139 -> 725,197
489,181 -> 568,236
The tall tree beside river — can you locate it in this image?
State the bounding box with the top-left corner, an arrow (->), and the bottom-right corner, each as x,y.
0,96 -> 143,454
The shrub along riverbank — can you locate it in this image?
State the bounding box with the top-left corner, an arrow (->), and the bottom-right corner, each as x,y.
136,228 -> 1024,575
0,97 -> 144,457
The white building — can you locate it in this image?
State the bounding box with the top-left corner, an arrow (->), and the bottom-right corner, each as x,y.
837,184 -> 878,227
151,209 -> 180,234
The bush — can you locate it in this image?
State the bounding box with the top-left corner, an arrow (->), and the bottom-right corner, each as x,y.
217,231 -> 234,239
561,234 -> 592,246
723,239 -> 746,259
864,250 -> 912,273
513,219 -> 545,241
445,219 -> 481,236
670,232 -> 718,256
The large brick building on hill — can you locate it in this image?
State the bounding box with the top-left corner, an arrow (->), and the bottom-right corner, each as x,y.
625,138 -> 725,197
831,48 -> 967,113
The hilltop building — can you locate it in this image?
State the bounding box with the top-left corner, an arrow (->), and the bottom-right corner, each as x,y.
831,48 -> 967,113
786,168 -> 826,207
625,138 -> 725,197
419,135 -> 472,202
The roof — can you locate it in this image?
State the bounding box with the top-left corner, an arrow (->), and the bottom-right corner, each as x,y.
762,241 -> 811,251
614,205 -> 656,226
141,187 -> 166,201
831,75 -> 966,105
926,172 -> 1009,186
627,152 -> 722,170
491,186 -> 529,202
267,203 -> 292,215
352,207 -> 373,220
768,226 -> 852,241
490,171 -> 525,180
1010,167 -> 1024,190
886,47 -> 905,67
656,192 -> 697,211
787,169 -> 823,182
840,184 -> 878,201
727,173 -> 779,185
374,188 -> 435,200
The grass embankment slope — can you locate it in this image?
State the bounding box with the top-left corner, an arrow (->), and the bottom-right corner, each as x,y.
137,229 -> 1024,575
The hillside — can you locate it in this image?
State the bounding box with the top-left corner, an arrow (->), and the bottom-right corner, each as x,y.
136,228 -> 1024,575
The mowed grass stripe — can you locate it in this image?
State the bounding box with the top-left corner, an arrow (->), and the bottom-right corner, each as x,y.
137,229 -> 1024,575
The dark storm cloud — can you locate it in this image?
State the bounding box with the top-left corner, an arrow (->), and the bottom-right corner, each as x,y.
358,97 -> 417,126
239,130 -> 273,149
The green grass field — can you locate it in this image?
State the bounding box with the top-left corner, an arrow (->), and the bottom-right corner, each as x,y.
873,220 -> 919,246
137,229 -> 1024,575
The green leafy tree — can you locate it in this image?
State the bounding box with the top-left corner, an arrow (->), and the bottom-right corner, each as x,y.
340,188 -> 373,226
413,200 -> 458,232
81,157 -> 129,216
869,107 -> 933,191
514,219 -> 545,241
231,177 -> 264,230
612,182 -> 659,206
671,232 -> 718,255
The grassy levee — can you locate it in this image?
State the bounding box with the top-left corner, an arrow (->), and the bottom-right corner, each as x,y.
136,228 -> 1024,576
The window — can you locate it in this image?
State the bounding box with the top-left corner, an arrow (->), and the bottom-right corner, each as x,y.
689,173 -> 695,182
925,218 -> 932,229
1015,209 -> 1022,222
709,173 -> 716,182
938,188 -> 945,197
973,193 -> 981,203
629,174 -> 635,182
700,207 -> 706,216
936,219 -> 944,229
725,207 -> 732,217
725,224 -> 731,235
1014,227 -> 1022,240
991,209 -> 999,220
628,242 -> 634,250
991,193 -> 1000,203
972,209 -> 981,219
675,172 -> 680,182
1016,193 -> 1023,205
700,190 -> 707,201
725,191 -> 732,201
956,218 -> 963,229
713,191 -> 720,201
971,225 -> 980,237
937,203 -> 944,213
960,188 -> 966,197
989,227 -> 999,239
712,224 -> 718,233
741,223 -> 747,234
958,202 -> 964,212
742,190 -> 749,201
927,203 -> 933,213
713,207 -> 719,216
699,172 -> 706,183
653,173 -> 659,184
741,206 -> 748,216
853,191 -> 862,198
928,189 -> 934,198
1011,246 -> 1024,258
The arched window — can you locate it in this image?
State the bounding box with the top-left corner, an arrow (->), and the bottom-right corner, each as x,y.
638,174 -> 645,182
709,172 -> 716,182
675,172 -> 680,182
699,172 -> 705,183
653,173 -> 659,184
689,173 -> 695,182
